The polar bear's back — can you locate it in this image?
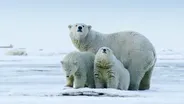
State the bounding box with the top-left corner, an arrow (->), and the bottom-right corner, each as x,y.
63,51 -> 94,71
64,51 -> 95,66
105,31 -> 155,51
79,52 -> 95,66
90,30 -> 156,60
102,31 -> 156,68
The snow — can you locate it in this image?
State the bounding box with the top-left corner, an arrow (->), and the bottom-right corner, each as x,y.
0,48 -> 72,56
0,49 -> 184,104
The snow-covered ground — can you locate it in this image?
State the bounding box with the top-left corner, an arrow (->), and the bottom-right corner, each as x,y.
0,49 -> 184,104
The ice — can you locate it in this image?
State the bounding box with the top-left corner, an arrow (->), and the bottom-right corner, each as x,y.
0,50 -> 184,104
0,48 -> 72,56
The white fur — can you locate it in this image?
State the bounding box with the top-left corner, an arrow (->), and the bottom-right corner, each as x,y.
68,23 -> 157,90
61,51 -> 95,89
94,47 -> 130,90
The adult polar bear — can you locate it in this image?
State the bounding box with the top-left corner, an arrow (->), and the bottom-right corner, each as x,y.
68,23 -> 157,90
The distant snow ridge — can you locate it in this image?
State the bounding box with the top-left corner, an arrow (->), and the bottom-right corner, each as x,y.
1,48 -> 184,58
157,49 -> 180,55
5,49 -> 28,56
0,48 -> 73,56
157,49 -> 184,60
25,48 -> 71,56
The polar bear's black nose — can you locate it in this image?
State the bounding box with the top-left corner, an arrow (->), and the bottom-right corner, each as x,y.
78,26 -> 82,30
103,49 -> 106,53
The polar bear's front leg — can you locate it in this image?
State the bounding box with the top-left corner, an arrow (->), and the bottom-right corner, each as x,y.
107,78 -> 118,89
94,77 -> 104,88
94,70 -> 104,88
107,70 -> 118,89
73,72 -> 86,89
66,75 -> 74,87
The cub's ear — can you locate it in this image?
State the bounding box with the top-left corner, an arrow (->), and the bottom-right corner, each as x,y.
68,25 -> 72,29
88,25 -> 92,30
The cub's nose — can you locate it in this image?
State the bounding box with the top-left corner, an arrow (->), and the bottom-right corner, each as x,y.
102,49 -> 106,53
78,26 -> 82,30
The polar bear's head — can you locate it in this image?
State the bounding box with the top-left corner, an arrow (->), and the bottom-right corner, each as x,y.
68,23 -> 92,40
95,47 -> 115,68
61,58 -> 78,78
97,47 -> 113,56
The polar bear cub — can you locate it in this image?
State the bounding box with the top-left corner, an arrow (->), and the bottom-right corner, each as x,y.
61,51 -> 95,89
94,47 -> 130,90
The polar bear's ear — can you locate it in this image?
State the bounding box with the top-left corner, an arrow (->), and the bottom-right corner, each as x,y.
88,25 -> 92,30
68,25 -> 72,29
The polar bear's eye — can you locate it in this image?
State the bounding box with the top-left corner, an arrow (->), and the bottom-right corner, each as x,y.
76,25 -> 77,27
82,25 -> 84,27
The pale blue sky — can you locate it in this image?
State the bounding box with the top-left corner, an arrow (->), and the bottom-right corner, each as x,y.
0,0 -> 184,51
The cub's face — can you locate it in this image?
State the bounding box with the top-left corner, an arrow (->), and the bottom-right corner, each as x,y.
68,23 -> 92,40
95,47 -> 113,62
97,47 -> 112,56
60,60 -> 78,78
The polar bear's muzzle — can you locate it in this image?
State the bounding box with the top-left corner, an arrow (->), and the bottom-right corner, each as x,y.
77,26 -> 83,32
102,48 -> 107,53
